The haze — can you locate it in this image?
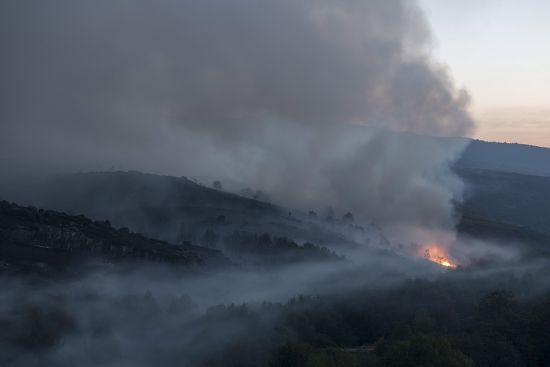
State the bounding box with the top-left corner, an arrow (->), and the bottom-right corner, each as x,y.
1,2 -> 550,367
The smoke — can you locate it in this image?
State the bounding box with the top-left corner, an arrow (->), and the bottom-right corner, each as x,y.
0,250 -> 441,367
1,252 -> 548,367
0,0 -> 474,241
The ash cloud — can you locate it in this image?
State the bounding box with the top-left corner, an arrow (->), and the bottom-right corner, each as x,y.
0,0 -> 475,239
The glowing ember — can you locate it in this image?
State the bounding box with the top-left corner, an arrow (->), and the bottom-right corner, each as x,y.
422,246 -> 458,269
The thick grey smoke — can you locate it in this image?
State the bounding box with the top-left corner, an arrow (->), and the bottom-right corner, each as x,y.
0,0 -> 474,240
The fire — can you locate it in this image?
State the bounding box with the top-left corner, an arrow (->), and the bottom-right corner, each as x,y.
421,245 -> 458,269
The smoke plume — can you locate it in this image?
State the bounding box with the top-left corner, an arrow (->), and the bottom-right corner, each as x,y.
0,0 -> 475,240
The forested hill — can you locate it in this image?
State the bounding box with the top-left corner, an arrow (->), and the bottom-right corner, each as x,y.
457,139 -> 550,177
0,201 -> 228,275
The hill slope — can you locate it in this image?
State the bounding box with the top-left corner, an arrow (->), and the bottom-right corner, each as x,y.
457,139 -> 550,177
5,171 -> 370,249
0,200 -> 228,275
458,167 -> 550,236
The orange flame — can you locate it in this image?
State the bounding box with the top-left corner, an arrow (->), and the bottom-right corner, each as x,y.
421,245 -> 458,269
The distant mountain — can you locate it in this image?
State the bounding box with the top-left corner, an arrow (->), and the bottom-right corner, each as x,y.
0,200 -> 228,275
457,139 -> 550,177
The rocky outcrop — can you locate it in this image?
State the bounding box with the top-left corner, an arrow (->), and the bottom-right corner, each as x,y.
0,201 -> 229,275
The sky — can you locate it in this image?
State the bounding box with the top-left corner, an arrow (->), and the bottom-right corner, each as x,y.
420,0 -> 550,147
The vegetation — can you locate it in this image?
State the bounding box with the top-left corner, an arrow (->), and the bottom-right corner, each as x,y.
235,277 -> 550,367
222,232 -> 343,265
0,201 -> 228,274
458,167 -> 550,236
3,273 -> 549,367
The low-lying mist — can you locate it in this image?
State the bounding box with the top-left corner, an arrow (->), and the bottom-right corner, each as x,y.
1,251 -> 549,367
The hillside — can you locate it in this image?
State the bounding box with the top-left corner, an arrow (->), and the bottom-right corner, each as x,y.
4,171 -> 372,250
4,135 -> 550,261
457,139 -> 550,177
458,167 -> 550,236
4,166 -> 550,257
0,201 -> 228,275
457,212 -> 550,258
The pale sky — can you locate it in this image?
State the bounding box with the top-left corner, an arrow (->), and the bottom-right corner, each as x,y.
420,0 -> 550,147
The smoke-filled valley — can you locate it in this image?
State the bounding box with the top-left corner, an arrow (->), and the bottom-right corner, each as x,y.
1,1 -> 550,366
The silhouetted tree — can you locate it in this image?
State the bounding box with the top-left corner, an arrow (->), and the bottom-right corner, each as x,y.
342,212 -> 354,222
201,229 -> 219,248
325,207 -> 334,221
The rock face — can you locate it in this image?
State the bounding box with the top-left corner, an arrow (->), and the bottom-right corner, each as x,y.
0,201 -> 228,275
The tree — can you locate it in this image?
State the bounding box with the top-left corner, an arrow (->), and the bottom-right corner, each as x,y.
212,180 -> 223,190
379,335 -> 474,367
342,212 -> 354,222
201,229 -> 219,248
477,290 -> 515,322
269,343 -> 311,367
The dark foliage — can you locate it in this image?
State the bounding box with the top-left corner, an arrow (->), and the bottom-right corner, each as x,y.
222,232 -> 344,265
0,201 -> 229,274
3,274 -> 549,367
458,167 -> 550,236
